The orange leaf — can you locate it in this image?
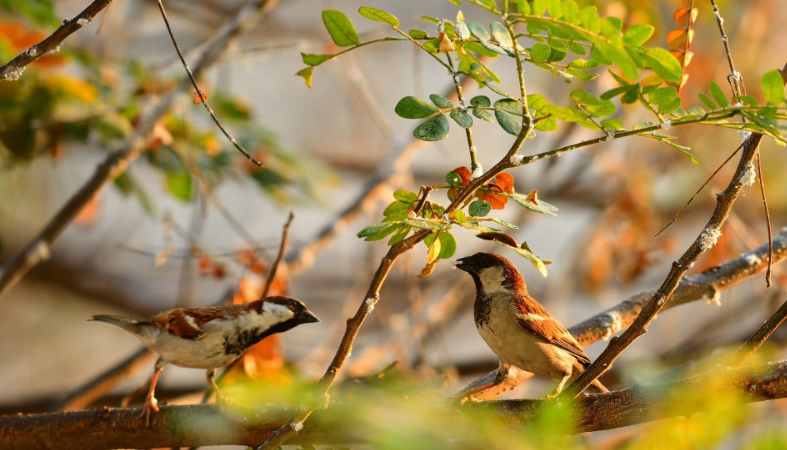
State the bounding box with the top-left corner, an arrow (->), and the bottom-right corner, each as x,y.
494,173 -> 515,194
452,166 -> 472,186
673,7 -> 698,28
478,192 -> 508,209
198,256 -> 212,274
667,29 -> 686,50
193,90 -> 208,104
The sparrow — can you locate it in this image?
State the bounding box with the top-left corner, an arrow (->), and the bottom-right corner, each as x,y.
90,295 -> 319,424
453,252 -> 608,400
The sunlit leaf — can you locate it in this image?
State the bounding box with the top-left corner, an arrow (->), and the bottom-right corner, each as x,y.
358,7 -> 399,27
322,10 -> 360,47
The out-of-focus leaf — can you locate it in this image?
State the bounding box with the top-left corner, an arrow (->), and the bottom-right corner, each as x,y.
166,171 -> 193,202
762,70 -> 786,105
358,7 -> 399,26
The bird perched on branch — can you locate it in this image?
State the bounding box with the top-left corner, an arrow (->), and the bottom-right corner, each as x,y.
453,252 -> 607,400
91,296 -> 319,424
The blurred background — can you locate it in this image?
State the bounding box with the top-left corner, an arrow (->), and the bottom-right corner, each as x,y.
1,0 -> 787,448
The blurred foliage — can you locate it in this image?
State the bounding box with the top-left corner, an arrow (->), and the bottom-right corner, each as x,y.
0,10 -> 333,216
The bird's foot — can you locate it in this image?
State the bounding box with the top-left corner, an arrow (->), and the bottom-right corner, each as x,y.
140,396 -> 159,427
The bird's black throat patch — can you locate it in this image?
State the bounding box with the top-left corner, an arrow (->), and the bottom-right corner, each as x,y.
222,319 -> 304,355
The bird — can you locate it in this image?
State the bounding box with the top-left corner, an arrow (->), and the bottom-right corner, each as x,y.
453,252 -> 608,400
90,295 -> 320,424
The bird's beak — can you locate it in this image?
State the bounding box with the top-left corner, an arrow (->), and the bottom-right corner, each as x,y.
452,257 -> 470,272
298,310 -> 321,323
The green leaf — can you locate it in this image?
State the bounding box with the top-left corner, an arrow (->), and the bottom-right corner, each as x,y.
586,99 -> 616,118
322,10 -> 360,47
548,105 -> 587,122
579,6 -> 600,33
644,48 -> 683,84
450,108 -> 474,128
114,172 -> 154,216
570,90 -> 600,106
429,94 -> 454,108
409,29 -> 429,39
663,140 -> 700,164
454,220 -> 501,233
395,96 -> 439,119
388,226 -> 411,245
517,0 -> 530,14
413,114 -> 450,141
166,171 -> 192,202
469,200 -> 492,217
473,105 -> 494,122
394,190 -> 418,204
494,105 -> 522,135
505,193 -> 558,216
709,82 -> 729,108
295,67 -> 313,87
358,7 -> 399,26
658,97 -> 682,114
404,218 -> 448,231
623,24 -> 654,46
470,95 -> 491,107
438,232 -> 457,259
365,223 -> 400,241
762,70 -> 786,105
383,201 -> 410,219
301,53 -> 333,67
467,21 -> 491,42
648,86 -> 677,105
489,217 -> 519,229
531,43 -> 552,62
489,22 -> 513,49
600,118 -> 623,130
446,171 -> 463,187
699,92 -> 717,110
358,223 -> 391,238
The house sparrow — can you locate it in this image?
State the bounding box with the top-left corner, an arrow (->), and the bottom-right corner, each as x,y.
453,252 -> 607,400
91,296 -> 319,424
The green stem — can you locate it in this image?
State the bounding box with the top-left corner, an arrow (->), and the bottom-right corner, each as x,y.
392,27 -> 453,72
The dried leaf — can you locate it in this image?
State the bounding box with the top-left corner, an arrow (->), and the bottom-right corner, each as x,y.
476,231 -> 518,248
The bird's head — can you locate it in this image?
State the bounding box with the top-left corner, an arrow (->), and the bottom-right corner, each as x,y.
453,252 -> 527,295
253,296 -> 320,328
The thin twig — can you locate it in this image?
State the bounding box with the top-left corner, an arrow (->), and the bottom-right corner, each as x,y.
654,142 -> 743,238
154,0 -> 262,166
0,0 -> 114,80
0,0 -> 278,302
261,212 -> 294,299
756,154 -> 773,286
733,295 -> 787,366
709,0 -> 746,96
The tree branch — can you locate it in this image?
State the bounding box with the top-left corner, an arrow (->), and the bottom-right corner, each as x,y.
4,361 -> 787,449
0,0 -> 278,302
0,0 -> 114,81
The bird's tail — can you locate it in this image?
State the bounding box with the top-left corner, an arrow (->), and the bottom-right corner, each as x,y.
90,315 -> 154,336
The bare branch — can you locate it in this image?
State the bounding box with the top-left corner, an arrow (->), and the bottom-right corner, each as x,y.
0,0 -> 278,302
0,0 -> 114,81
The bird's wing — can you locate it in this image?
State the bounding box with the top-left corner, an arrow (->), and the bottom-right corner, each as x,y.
152,306 -> 231,340
510,293 -> 591,365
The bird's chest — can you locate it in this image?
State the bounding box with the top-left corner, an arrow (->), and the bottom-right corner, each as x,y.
154,321 -> 267,369
474,295 -> 565,379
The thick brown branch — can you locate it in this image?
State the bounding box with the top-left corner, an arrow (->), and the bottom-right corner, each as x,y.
4,361 -> 787,449
0,0 -> 277,302
0,0 -> 114,81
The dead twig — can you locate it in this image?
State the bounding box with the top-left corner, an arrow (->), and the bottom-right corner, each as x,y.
0,0 -> 114,81
261,212 -> 294,299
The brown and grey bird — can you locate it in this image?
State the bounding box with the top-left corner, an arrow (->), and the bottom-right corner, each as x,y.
453,252 -> 607,399
90,296 -> 319,424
